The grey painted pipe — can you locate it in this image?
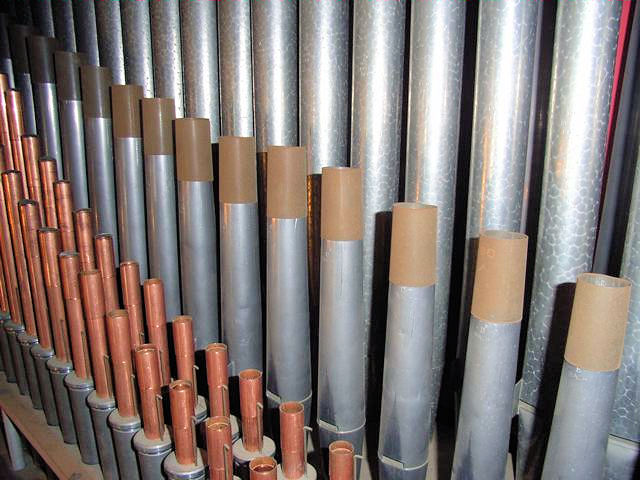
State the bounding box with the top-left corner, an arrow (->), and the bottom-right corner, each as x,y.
218,0 -> 253,136
605,436 -> 640,480
87,392 -> 119,480
65,372 -> 99,465
404,0 -> 466,421
31,344 -> 58,425
120,0 -> 153,98
133,428 -> 172,480
0,312 -> 15,382
350,0 -> 406,362
163,450 -> 205,480
109,410 -> 142,479
72,0 -> 99,66
2,411 -> 25,471
5,321 -> 29,395
30,0 -> 54,37
51,0 -> 76,52
81,65 -> 119,262
47,357 -> 77,444
56,51 -> 89,209
180,0 -> 220,140
94,0 -> 125,85
17,332 -> 41,409
8,25 -> 36,135
518,2 -> 622,476
149,0 -> 183,117
299,0 -> 349,173
0,14 -> 14,88
252,0 -> 297,150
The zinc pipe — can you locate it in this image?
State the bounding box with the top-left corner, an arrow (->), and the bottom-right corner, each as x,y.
120,0 -> 153,97
51,0 -> 75,52
72,0 -> 99,66
0,14 -> 14,87
30,0 -> 54,37
94,0 -> 125,84
8,24 -> 36,134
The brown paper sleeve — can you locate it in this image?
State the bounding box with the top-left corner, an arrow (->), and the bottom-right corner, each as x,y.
111,84 -> 143,138
471,231 -> 528,324
564,273 -> 631,371
389,203 -> 437,286
266,146 -> 307,219
175,118 -> 213,182
218,136 -> 257,204
80,65 -> 112,118
142,98 -> 175,156
321,167 -> 362,241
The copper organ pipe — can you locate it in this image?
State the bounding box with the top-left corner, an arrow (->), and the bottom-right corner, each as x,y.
106,309 -> 137,418
249,457 -> 277,480
280,402 -> 305,479
239,368 -> 264,452
169,379 -> 196,465
38,158 -> 58,227
59,252 -> 91,379
0,74 -> 13,169
0,252 -> 8,313
95,234 -> 119,313
0,167 -> 22,324
74,208 -> 96,271
21,135 -> 44,221
134,343 -> 164,439
206,416 -> 233,480
54,180 -> 76,251
143,278 -> 171,385
120,260 -> 145,349
329,441 -> 355,480
173,315 -> 196,399
5,90 -> 27,191
206,343 -> 230,417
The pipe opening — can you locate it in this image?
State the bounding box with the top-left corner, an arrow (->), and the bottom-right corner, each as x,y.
579,272 -> 630,289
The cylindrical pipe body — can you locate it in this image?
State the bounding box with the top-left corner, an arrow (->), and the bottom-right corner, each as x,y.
173,317 -> 207,425
39,158 -> 57,227
109,409 -> 142,479
143,279 -> 171,385
120,261 -> 145,350
75,209 -> 96,272
51,0 -> 75,52
87,391 -> 118,480
8,25 -> 36,135
134,427 -> 172,480
2,411 -> 26,471
54,180 -> 76,252
0,15 -> 15,88
95,234 -> 120,314
47,356 -> 77,444
94,0 -> 124,84
120,0 -> 153,97
0,74 -> 13,168
65,372 -> 99,464
0,312 -> 15,382
30,0 -> 54,36
31,343 -> 57,424
21,136 -> 44,220
17,332 -> 41,408
5,90 -> 28,189
6,320 -> 28,394
135,344 -> 164,440
329,441 -> 355,480
72,0 -> 99,66
0,171 -> 23,331
206,416 -> 234,480
170,379 -> 197,465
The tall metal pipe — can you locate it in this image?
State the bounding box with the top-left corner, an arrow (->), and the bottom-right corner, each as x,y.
21,135 -> 43,222
38,157 -> 57,227
218,0 -> 253,137
8,25 -> 36,135
176,118 -> 218,349
55,51 -> 89,209
149,1 -> 183,117
451,231 -> 528,479
142,98 -> 180,321
53,180 -> 76,251
219,136 -> 261,373
120,0 -> 153,98
72,0 -> 99,66
0,14 -> 14,88
5,93 -> 27,193
2,411 -> 25,471
95,233 -> 119,313
94,0 -> 124,85
120,261 -> 145,350
518,2 -> 622,476
265,146 -> 312,419
30,0 -> 54,37
317,167 -> 365,454
350,0 -> 406,369
180,0 -> 219,140
143,279 -> 171,386
378,203 -> 437,480
0,75 -> 13,169
81,65 -> 119,261
74,208 -> 95,272
112,84 -> 148,280
51,0 -> 75,52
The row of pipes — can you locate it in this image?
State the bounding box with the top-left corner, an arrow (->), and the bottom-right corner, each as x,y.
0,0 -> 636,479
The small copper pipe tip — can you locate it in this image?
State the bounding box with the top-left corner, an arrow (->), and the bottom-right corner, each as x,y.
0,172 -> 23,325
280,402 -> 305,479
249,457 -> 277,480
106,309 -> 137,417
21,135 -> 44,221
169,379 -> 196,465
239,369 -> 264,452
206,343 -> 230,417
74,209 -> 95,271
143,278 -> 171,385
328,441 -> 355,480
6,90 -> 25,179
39,228 -> 71,363
80,269 -> 111,398
0,75 -> 14,170
135,343 -> 163,439
54,181 -> 76,251
18,200 -> 51,344
95,234 -> 119,312
173,316 -> 196,396
120,261 -> 145,349
60,252 -> 91,379
206,416 -> 233,480
38,158 -> 58,227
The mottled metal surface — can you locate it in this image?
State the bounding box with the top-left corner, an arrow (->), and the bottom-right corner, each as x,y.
350,0 -> 406,365
404,0 -> 465,420
120,0 -> 154,97
94,0 -> 125,85
180,0 -> 220,141
30,0 -> 54,37
150,0 -> 183,117
299,0 -> 349,173
218,0 -> 253,137
52,0 -> 76,52
252,0 -> 297,151
72,0 -> 99,65
605,435 -> 639,480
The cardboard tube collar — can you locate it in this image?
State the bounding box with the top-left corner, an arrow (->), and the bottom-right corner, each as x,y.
219,136 -> 257,204
55,51 -> 85,101
81,65 -> 112,118
321,167 -> 362,241
175,118 -> 213,182
111,84 -> 143,138
266,145 -> 307,218
142,98 -> 175,156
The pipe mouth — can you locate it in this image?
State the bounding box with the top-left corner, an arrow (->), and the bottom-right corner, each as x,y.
173,315 -> 192,324
136,343 -> 156,354
143,277 -> 162,286
170,379 -> 192,392
393,201 -> 437,212
482,230 -> 528,241
280,402 -> 303,415
239,368 -> 262,381
329,440 -> 354,456
250,456 -> 276,473
207,415 -> 230,431
579,272 -> 630,289
206,343 -> 227,353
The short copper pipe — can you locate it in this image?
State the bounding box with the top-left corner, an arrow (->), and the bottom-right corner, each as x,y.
80,270 -> 112,398
74,209 -> 95,271
143,278 -> 170,385
21,135 -> 44,222
5,90 -> 26,188
206,343 -> 230,417
169,379 -> 196,465
106,309 -> 137,417
60,252 -> 92,379
173,316 -> 196,401
280,402 -> 305,479
0,170 -> 22,324
135,344 -> 164,439
0,74 -> 13,169
18,200 -> 51,346
95,234 -> 119,313
38,158 -> 58,227
120,261 -> 145,349
328,441 -> 354,480
3,171 -> 36,334
0,259 -> 9,313
54,180 -> 76,251
39,228 -> 71,363
249,457 -> 277,480
206,416 -> 233,480
239,369 -> 264,452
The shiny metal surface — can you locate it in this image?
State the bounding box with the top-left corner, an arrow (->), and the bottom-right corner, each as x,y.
115,136 -> 148,281
150,0 -> 183,117
60,100 -> 89,209
17,333 -> 41,409
72,0 -> 99,65
180,0 -> 220,140
121,0 -> 154,97
30,0 -> 54,37
299,0 -> 349,173
219,0 -> 253,136
404,0 -> 466,419
252,0 -> 298,151
6,321 -> 28,395
178,180 -> 218,350
2,411 -> 25,471
145,154 -> 181,321
31,344 -> 57,425
65,372 -> 99,465
47,358 -> 77,444
0,15 -> 14,88
0,313 -> 15,382
108,410 -> 142,479
94,0 -> 125,85
14,73 -> 36,135
87,392 -> 118,480
350,0 -> 406,358
32,83 -> 63,177
605,435 -> 639,480
52,0 -> 76,52
221,202 -> 262,373
133,428 -> 172,480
